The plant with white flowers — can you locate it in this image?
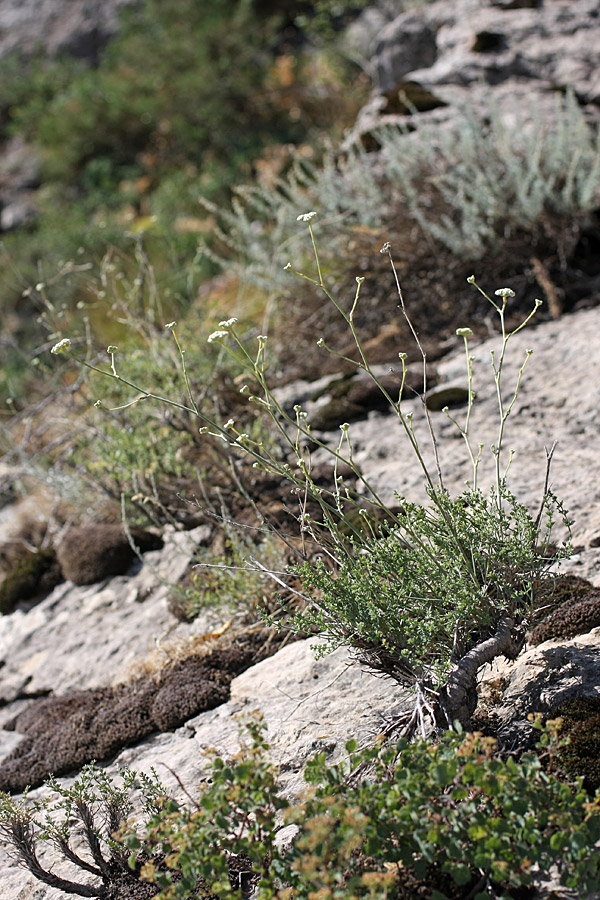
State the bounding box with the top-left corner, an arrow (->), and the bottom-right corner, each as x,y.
50,213 -> 571,732
202,213 -> 571,730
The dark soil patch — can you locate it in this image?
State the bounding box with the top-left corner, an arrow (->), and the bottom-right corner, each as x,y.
0,627 -> 290,794
272,209 -> 600,385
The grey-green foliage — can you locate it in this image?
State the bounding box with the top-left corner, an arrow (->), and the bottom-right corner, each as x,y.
380,90 -> 600,256
200,145 -> 386,293
292,485 -> 569,686
203,91 -> 600,285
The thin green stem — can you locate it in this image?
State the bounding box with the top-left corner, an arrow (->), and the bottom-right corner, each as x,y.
308,222 -> 324,287
169,327 -> 199,415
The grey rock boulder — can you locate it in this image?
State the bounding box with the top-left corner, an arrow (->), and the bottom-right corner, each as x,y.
0,0 -> 133,62
492,629 -> 600,748
374,11 -> 438,94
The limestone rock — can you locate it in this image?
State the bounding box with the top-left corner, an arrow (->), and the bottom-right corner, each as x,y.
0,0 -> 133,62
309,368 -> 426,431
493,629 -> 600,748
346,0 -> 600,149
373,12 -> 438,95
425,383 -> 470,411
0,524 -> 215,703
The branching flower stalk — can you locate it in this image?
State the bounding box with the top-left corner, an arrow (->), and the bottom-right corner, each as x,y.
287,218 -> 440,497
51,327 -> 399,559
286,218 -> 493,590
464,278 -> 542,504
50,213 -> 568,733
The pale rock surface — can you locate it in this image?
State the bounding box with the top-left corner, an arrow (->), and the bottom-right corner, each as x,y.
348,0 -> 600,147
0,0 -> 600,895
1,300 -> 600,898
339,304 -> 600,580
0,0 -> 132,61
0,524 -> 215,723
0,638 -> 409,899
478,628 -> 600,747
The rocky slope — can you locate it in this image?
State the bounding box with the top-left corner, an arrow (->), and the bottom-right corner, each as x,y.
0,0 -> 599,897
1,298 -> 599,899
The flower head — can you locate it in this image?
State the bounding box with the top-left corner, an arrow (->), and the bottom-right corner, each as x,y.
165,321 -> 176,329
207,330 -> 229,343
495,288 -> 515,299
106,345 -> 118,354
467,275 -> 475,284
51,338 -> 72,355
456,328 -> 473,337
297,211 -> 317,223
283,262 -> 292,271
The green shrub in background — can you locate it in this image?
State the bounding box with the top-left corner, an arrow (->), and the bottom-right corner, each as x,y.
0,0 -> 370,405
6,1 -> 302,193
1,720 -> 598,900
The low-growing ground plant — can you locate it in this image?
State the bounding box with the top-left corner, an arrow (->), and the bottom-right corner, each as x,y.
0,763 -> 167,898
1,720 -> 599,900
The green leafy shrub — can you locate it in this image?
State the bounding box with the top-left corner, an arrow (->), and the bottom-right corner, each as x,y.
195,220 -> 571,727
292,485 -> 558,687
2,721 -> 599,900
289,724 -> 600,900
7,1 -> 299,192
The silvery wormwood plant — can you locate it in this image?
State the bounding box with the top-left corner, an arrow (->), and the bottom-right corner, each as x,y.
50,212 -> 571,733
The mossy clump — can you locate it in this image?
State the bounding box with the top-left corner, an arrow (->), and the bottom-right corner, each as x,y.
56,524 -> 163,585
0,630 -> 285,793
530,589 -> 600,645
552,696 -> 600,794
532,574 -> 594,620
0,548 -> 63,615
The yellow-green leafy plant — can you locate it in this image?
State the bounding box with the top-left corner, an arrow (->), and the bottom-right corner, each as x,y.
2,722 -> 599,900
